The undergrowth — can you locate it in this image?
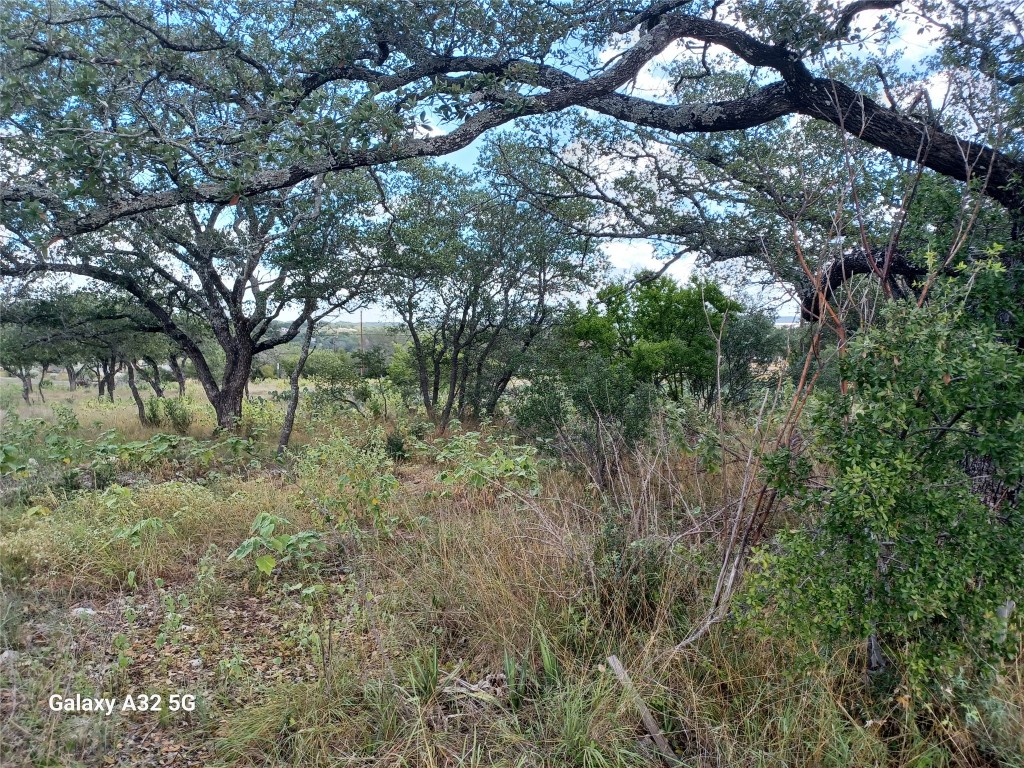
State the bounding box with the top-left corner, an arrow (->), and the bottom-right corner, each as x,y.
1,390 -> 1021,767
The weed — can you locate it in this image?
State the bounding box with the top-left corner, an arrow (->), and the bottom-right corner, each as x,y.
384,429 -> 407,460
195,546 -> 225,606
433,430 -> 540,494
51,404 -> 80,433
0,593 -> 23,650
228,512 -> 324,576
294,430 -> 399,533
240,397 -> 280,439
406,644 -> 441,702
156,590 -> 189,649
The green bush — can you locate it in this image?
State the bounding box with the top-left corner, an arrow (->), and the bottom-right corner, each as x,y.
745,259 -> 1024,698
513,354 -> 658,482
384,430 -> 406,460
304,349 -> 357,387
240,396 -> 279,438
162,397 -> 193,435
228,512 -> 324,576
294,430 -> 399,533
145,397 -> 163,426
433,430 -> 540,493
51,404 -> 79,433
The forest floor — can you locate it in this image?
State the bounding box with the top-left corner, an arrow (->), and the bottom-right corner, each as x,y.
2,380 -> 1022,767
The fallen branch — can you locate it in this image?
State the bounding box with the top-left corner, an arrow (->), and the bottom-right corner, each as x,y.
606,655 -> 679,766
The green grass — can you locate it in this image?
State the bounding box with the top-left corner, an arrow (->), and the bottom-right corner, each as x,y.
1,391 -> 1022,767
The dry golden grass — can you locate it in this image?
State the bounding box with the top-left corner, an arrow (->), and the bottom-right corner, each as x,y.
0,473 -> 308,595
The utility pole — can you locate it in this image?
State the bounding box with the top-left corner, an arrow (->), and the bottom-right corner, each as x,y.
359,311 -> 364,377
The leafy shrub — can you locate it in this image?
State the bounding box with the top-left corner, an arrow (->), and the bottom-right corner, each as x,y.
384,430 -> 406,460
145,397 -> 163,426
745,260 -> 1024,697
294,430 -> 399,533
251,362 -> 276,381
592,511 -> 677,628
240,397 -> 279,438
162,397 -> 194,435
304,349 -> 357,386
51,404 -> 79,433
514,354 -> 658,485
384,344 -> 420,404
433,430 -> 540,494
364,379 -> 405,420
228,512 -> 324,576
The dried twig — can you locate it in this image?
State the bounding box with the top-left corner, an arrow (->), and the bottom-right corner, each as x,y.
606,655 -> 679,766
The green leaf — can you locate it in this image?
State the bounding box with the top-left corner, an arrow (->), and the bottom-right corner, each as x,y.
255,554 -> 276,576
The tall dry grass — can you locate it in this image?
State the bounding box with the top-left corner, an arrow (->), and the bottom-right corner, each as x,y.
3,396 -> 1022,767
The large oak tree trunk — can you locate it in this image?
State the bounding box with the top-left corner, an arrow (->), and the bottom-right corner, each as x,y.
210,387 -> 246,431
193,342 -> 254,432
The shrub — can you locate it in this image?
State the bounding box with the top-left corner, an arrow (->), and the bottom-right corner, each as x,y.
162,397 -> 194,435
51,404 -> 79,433
304,349 -> 357,387
433,430 -> 540,494
384,430 -> 406,460
144,397 -> 163,426
0,386 -> 19,410
513,354 -> 658,485
745,259 -> 1024,698
240,396 -> 279,438
294,430 -> 399,533
228,512 -> 324,576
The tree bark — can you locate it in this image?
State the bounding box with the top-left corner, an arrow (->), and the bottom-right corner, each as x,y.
138,356 -> 165,398
37,363 -> 48,403
405,318 -> 436,421
205,343 -> 254,431
65,364 -> 78,391
100,358 -> 117,402
278,321 -> 316,456
125,360 -> 149,427
5,366 -> 33,404
799,248 -> 942,321
168,354 -> 186,397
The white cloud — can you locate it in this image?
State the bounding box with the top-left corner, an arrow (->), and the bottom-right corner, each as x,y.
601,239 -> 696,282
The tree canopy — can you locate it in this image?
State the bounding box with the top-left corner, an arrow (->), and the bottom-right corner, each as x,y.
379,161 -> 600,427
0,0 -> 1019,258
568,275 -> 782,407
